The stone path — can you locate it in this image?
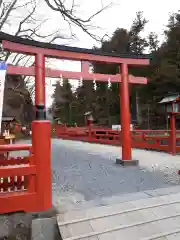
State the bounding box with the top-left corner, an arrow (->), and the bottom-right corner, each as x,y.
57,188 -> 180,240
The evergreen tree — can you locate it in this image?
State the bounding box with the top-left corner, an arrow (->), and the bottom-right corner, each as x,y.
3,74 -> 34,125
92,12 -> 149,126
51,79 -> 75,125
73,80 -> 96,125
51,11 -> 180,129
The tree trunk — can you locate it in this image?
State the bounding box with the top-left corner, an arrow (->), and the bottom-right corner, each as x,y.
136,90 -> 143,126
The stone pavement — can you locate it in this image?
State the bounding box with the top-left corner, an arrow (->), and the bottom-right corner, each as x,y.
0,206 -> 61,240
57,187 -> 180,240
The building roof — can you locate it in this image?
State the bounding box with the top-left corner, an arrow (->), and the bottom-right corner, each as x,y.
159,93 -> 180,104
84,111 -> 92,116
2,117 -> 16,122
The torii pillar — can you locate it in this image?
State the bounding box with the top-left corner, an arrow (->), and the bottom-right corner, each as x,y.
32,53 -> 52,210
116,63 -> 138,166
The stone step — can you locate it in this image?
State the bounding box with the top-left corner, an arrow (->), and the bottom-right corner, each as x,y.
57,191 -> 180,240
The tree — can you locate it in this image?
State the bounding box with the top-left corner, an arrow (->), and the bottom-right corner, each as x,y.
0,0 -> 66,64
91,12 -> 149,126
140,11 -> 180,129
73,80 -> 96,125
0,0 -> 112,125
3,74 -> 35,125
51,79 -> 77,125
0,0 -> 63,124
127,11 -> 149,125
50,10 -> 180,129
51,81 -> 65,121
130,11 -> 180,129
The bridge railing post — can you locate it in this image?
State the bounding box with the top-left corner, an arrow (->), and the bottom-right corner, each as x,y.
32,120 -> 52,211
170,114 -> 176,155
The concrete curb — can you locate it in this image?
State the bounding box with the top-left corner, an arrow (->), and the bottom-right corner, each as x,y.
0,186 -> 179,239
0,206 -> 62,240
31,217 -> 62,240
53,186 -> 180,214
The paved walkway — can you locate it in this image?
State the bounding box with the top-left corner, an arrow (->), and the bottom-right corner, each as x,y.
51,140 -> 180,239
57,187 -> 180,240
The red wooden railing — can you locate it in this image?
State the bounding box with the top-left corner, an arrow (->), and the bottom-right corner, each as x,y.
54,125 -> 180,154
0,144 -> 37,213
0,120 -> 52,214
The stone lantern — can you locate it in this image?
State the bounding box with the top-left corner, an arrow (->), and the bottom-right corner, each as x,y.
84,111 -> 94,126
159,93 -> 180,114
159,93 -> 180,155
84,111 -> 94,142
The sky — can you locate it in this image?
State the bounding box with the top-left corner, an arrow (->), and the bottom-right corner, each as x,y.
42,0 -> 180,107
3,0 -> 180,107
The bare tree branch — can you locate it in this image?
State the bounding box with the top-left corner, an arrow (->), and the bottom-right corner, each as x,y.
44,0 -> 114,41
0,0 -> 18,29
0,0 -> 114,116
0,0 -> 3,8
14,0 -> 37,36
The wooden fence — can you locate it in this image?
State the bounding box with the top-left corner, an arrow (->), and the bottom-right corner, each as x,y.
54,125 -> 180,154
0,120 -> 51,214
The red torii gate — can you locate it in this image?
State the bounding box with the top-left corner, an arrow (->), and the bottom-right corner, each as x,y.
0,32 -> 150,213
1,32 -> 150,166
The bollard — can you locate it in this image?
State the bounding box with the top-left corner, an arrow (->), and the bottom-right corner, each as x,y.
32,120 -> 52,211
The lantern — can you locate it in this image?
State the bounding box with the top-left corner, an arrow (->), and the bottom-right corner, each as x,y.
159,93 -> 180,114
84,111 -> 94,126
159,93 -> 180,155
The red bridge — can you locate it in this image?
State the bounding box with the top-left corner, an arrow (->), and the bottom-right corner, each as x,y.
55,125 -> 180,154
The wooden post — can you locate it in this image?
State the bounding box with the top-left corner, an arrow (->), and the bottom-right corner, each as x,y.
170,114 -> 176,155
116,63 -> 138,166
35,53 -> 46,120
88,120 -> 92,142
32,120 -> 52,211
33,53 -> 52,211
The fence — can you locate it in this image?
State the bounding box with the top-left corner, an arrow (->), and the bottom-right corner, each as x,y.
0,120 -> 51,214
54,125 -> 180,154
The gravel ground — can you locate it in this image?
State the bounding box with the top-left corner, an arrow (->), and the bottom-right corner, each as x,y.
4,139 -> 180,239
11,139 -> 180,211
50,139 -> 180,211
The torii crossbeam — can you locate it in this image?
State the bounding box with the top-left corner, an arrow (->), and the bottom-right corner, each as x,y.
0,31 -> 150,166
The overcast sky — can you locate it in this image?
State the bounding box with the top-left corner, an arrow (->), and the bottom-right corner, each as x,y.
58,0 -> 180,48
44,0 -> 180,107
8,0 -> 180,107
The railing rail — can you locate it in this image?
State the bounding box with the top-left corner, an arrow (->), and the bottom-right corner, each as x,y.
0,120 -> 51,214
0,144 -> 32,151
54,125 -> 180,154
0,144 -> 37,213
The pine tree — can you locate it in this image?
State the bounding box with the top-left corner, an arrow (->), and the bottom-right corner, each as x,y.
73,80 -> 96,125
92,12 -> 149,126
51,79 -> 75,125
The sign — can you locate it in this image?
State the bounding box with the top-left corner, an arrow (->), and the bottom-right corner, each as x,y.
112,125 -> 121,130
112,124 -> 134,131
0,62 -> 6,134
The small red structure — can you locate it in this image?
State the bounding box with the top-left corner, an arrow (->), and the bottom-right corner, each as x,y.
84,111 -> 94,126
0,31 -> 150,213
84,111 -> 94,142
159,93 -> 180,155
